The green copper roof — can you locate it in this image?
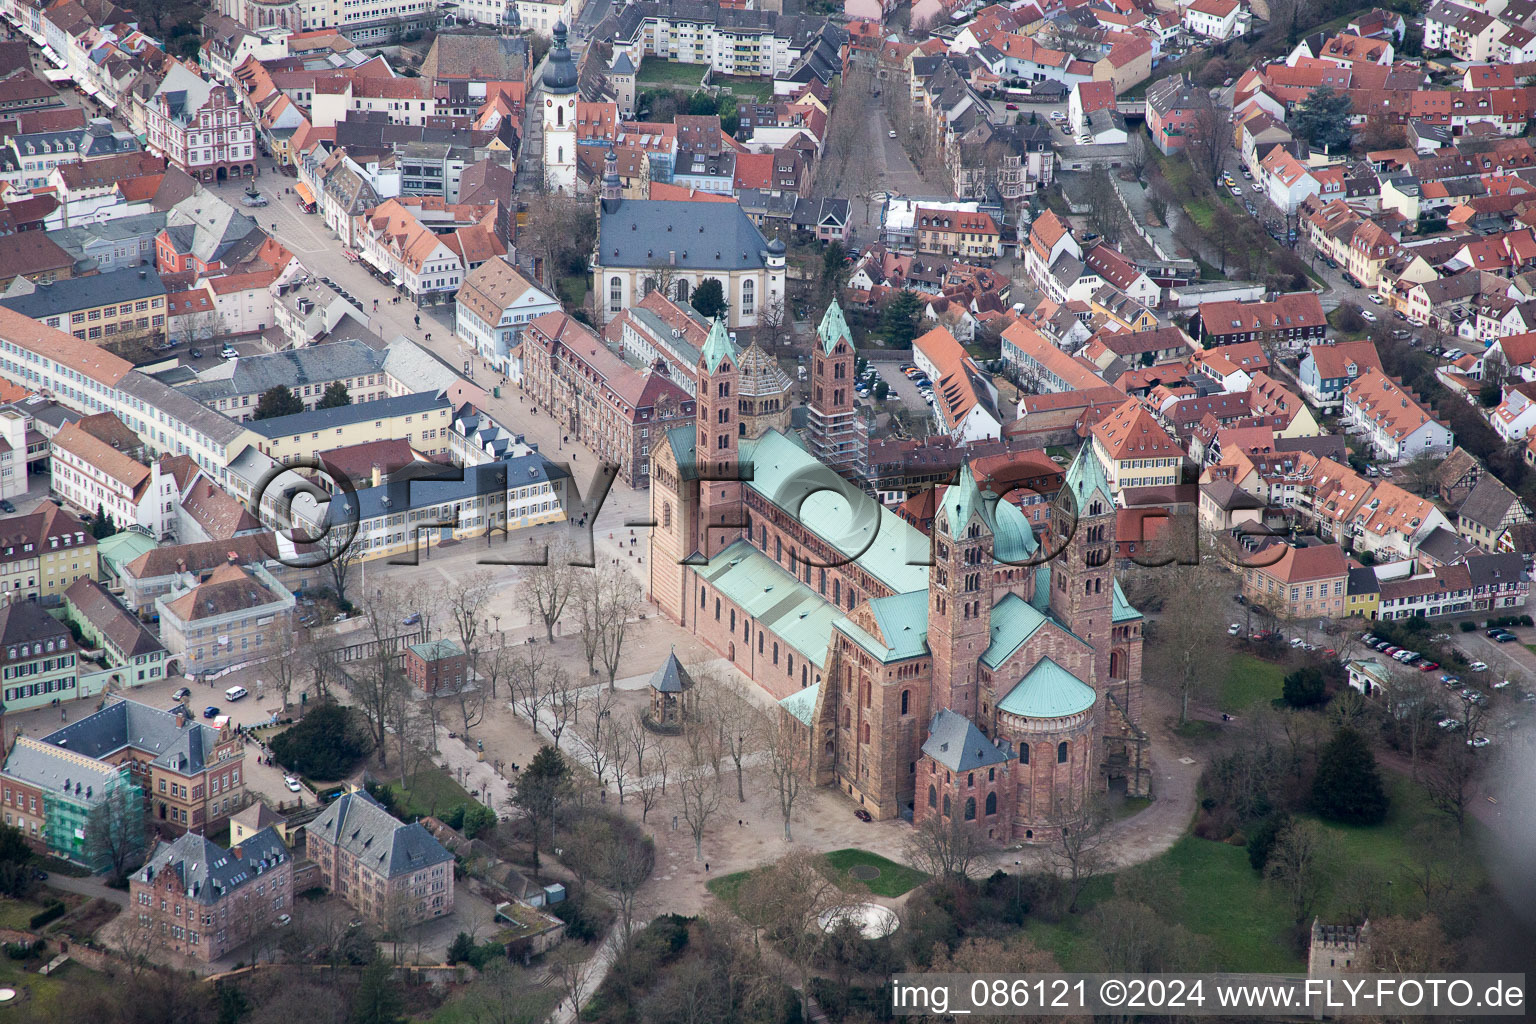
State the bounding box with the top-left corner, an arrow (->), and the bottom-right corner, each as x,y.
779,683 -> 819,726
1112,580 -> 1142,623
981,592 -> 1047,669
942,463 -> 984,537
997,657 -> 1097,719
817,298 -> 852,355
865,591 -> 930,660
741,431 -> 930,595
937,464 -> 1038,564
993,499 -> 1038,564
696,540 -> 841,668
408,639 -> 463,662
1063,444 -> 1114,511
700,316 -> 738,374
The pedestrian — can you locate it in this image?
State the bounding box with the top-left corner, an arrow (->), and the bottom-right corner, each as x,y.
672,815 -> 678,830
738,819 -> 742,827
704,862 -> 709,872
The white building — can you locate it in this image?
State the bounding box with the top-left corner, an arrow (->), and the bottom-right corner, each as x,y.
455,256 -> 560,377
1183,0 -> 1245,40
1342,369 -> 1455,463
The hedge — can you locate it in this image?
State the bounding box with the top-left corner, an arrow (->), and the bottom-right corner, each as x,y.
29,901 -> 65,929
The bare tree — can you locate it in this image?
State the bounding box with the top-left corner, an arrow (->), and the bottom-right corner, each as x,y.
574,572 -> 603,678
1404,823 -> 1458,905
551,945 -> 596,1021
115,910 -> 159,976
347,588 -> 412,765
676,727 -> 722,861
456,673 -> 489,739
594,563 -> 641,691
1134,529 -> 1232,725
1187,103 -> 1225,186
704,673 -> 765,802
458,960 -> 548,1024
1421,700 -> 1486,831
1265,820 -> 1341,925
605,720 -> 635,805
521,542 -> 579,642
904,812 -> 982,880
265,626 -> 313,710
1050,798 -> 1111,913
318,528 -> 364,610
509,641 -> 552,726
742,851 -> 852,1023
576,686 -> 620,788
635,732 -> 668,823
439,569 -> 495,689
547,662 -> 582,750
763,711 -> 808,841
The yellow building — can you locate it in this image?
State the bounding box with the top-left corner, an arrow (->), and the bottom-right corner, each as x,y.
0,266 -> 170,345
0,504 -> 98,607
249,393 -> 456,464
1090,397 -> 1187,497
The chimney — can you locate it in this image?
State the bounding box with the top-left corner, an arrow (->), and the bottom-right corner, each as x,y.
232,846 -> 243,860
372,463 -> 382,488
227,551 -> 237,564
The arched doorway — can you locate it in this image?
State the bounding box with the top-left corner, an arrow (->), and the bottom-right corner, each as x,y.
728,641 -> 735,661
216,166 -> 228,182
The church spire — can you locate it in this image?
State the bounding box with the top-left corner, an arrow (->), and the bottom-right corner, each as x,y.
700,316 -> 738,374
816,297 -> 852,355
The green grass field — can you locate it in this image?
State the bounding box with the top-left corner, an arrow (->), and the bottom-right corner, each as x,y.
556,273 -> 588,311
712,74 -> 772,102
0,898 -> 50,930
823,849 -> 929,898
708,849 -> 929,905
1025,835 -> 1302,973
0,956 -> 114,1020
386,764 -> 476,820
1221,653 -> 1288,712
637,58 -> 706,88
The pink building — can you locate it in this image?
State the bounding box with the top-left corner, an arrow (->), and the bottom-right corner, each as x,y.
146,63 -> 258,183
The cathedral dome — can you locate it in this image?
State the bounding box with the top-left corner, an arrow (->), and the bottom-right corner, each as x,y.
542,22 -> 578,94
997,657 -> 1096,719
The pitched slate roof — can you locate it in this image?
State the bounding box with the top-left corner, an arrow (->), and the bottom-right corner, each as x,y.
133,826 -> 290,904
1457,475 -> 1524,532
42,697 -> 229,776
921,709 -> 1012,771
595,197 -> 778,271
648,650 -> 695,693
305,789 -> 453,879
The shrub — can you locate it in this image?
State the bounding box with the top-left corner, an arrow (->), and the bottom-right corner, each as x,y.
461,803 -> 497,840
446,931 -> 474,964
1282,666 -> 1327,708
269,701 -> 370,780
1460,621 -> 1476,632
29,901 -> 65,929
1246,813 -> 1289,873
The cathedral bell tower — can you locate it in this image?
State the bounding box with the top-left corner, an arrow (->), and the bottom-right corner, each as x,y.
695,317 -> 744,561
1049,447 -> 1116,684
928,465 -> 995,721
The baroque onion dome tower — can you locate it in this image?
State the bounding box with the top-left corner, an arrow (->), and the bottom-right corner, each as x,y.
541,22 -> 578,194
806,299 -> 868,483
695,317 -> 745,561
927,465 -> 996,722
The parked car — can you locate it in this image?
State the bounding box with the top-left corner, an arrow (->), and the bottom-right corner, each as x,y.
203,705 -> 220,719
285,776 -> 303,792
1230,187 -> 1244,198
402,612 -> 421,626
0,499 -> 13,514
854,807 -> 872,821
1470,661 -> 1489,672
220,345 -> 239,359
188,347 -> 204,359
1438,718 -> 1463,730
1468,735 -> 1491,748
1494,632 -> 1517,643
887,130 -> 897,138
1494,678 -> 1512,689
1360,309 -> 1378,323
1005,103 -> 1018,110
1228,623 -> 1242,635
1417,661 -> 1439,672
173,687 -> 191,702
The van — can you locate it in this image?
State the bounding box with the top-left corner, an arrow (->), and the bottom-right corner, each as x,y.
224,685 -> 249,701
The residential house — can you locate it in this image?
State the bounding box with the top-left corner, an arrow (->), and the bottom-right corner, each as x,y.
1242,542 -> 1350,618
155,563 -> 295,676
1342,370 -> 1454,463
454,255 -> 559,377
0,503 -> 98,606
1297,340 -> 1382,408
0,737 -> 141,867
1090,398 -> 1186,499
63,577 -> 167,689
1456,475 -> 1531,551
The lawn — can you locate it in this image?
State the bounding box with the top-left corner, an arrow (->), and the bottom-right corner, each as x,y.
823,848 -> 929,898
1024,834 -> 1303,973
0,898 -> 50,930
637,58 -> 706,89
386,763 -> 476,820
708,849 -> 930,904
0,956 -> 114,1020
1297,774 -> 1477,922
1221,653 -> 1288,713
712,74 -> 772,102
